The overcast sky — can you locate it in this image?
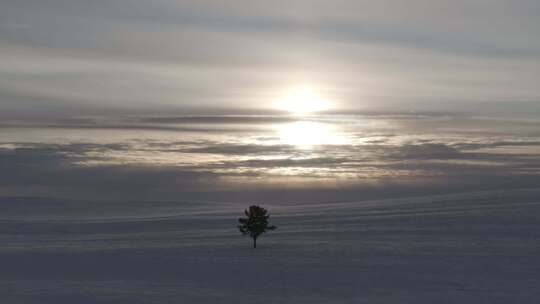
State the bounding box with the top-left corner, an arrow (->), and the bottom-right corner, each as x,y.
1,1 -> 540,202
1,0 -> 540,118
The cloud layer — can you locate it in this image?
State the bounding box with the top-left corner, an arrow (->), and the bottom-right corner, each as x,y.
1,114 -> 539,202
1,0 -> 540,117
1,1 -> 539,202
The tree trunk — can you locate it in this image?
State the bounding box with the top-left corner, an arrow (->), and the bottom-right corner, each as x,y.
253,237 -> 257,248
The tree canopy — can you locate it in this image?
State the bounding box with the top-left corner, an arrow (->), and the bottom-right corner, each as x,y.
238,205 -> 276,248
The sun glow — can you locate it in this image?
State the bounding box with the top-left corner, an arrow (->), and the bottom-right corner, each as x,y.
275,86 -> 330,116
277,121 -> 348,147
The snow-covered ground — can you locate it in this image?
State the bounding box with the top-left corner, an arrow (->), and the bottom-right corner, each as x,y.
1,188 -> 540,303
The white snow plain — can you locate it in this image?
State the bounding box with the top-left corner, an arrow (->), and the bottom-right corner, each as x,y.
1,188 -> 539,303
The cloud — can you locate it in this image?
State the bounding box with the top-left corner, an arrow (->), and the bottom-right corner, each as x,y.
1,1 -> 540,117
140,116 -> 296,124
1,1 -> 540,203
389,144 -> 462,159
0,144 -> 221,200
1,136 -> 539,202
453,141 -> 540,150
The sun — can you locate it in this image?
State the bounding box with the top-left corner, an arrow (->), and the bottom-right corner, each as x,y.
275,86 -> 330,116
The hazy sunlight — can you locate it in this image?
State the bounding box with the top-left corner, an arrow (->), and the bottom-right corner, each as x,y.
275,86 -> 330,116
277,121 -> 347,147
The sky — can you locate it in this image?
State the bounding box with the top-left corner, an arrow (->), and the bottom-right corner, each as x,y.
1,1 -> 540,202
1,0 -> 540,117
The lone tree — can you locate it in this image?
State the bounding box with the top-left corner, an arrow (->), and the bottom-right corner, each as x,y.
238,205 -> 276,248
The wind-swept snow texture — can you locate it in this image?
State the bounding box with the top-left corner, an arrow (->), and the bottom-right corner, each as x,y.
1,188 -> 539,303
